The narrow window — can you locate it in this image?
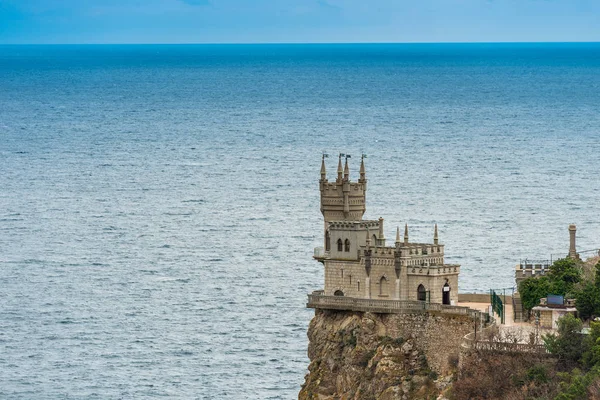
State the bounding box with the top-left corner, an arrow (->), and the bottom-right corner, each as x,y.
341,269 -> 344,279
344,239 -> 350,252
358,281 -> 360,291
417,284 -> 427,302
349,274 -> 352,284
337,239 -> 343,252
379,276 -> 388,296
325,231 -> 331,251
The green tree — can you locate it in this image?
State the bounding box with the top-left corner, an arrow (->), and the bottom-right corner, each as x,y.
555,366 -> 600,400
594,261 -> 600,288
519,276 -> 553,311
575,282 -> 600,321
582,321 -> 600,368
519,258 -> 583,312
544,314 -> 586,366
549,258 -> 582,288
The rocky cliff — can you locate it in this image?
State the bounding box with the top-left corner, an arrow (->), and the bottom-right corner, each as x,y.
299,309 -> 473,400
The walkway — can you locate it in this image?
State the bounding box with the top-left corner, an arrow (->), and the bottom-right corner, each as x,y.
458,300 -> 550,345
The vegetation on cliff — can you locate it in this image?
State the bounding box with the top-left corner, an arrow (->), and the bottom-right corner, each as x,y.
453,310 -> 600,399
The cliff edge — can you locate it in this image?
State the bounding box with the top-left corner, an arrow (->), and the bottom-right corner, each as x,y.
299,309 -> 474,400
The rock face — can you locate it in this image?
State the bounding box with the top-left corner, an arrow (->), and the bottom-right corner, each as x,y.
299,309 -> 472,400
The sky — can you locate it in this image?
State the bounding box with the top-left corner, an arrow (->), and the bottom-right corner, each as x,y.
0,0 -> 599,44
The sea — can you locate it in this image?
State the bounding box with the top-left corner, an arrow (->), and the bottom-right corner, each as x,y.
1,43 -> 599,399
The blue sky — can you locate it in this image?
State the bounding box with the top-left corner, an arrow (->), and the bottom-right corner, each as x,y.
1,0 -> 599,44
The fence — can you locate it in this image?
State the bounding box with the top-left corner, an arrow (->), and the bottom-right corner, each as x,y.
462,327 -> 549,354
307,292 -> 488,320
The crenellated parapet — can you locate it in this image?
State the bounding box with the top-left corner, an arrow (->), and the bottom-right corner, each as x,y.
320,154 -> 367,226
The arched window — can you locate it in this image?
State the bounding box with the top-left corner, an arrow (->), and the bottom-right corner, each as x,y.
417,284 -> 427,302
337,239 -> 343,252
334,290 -> 344,296
379,276 -> 388,296
357,281 -> 360,291
372,234 -> 377,244
325,231 -> 331,251
344,239 -> 350,252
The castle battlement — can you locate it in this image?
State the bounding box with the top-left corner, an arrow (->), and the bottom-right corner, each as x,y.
312,155 -> 460,305
328,220 -> 379,230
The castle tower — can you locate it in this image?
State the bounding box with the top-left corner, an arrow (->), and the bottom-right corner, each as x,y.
320,154 -> 367,231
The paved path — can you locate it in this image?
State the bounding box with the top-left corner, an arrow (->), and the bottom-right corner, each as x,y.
458,301 -> 551,344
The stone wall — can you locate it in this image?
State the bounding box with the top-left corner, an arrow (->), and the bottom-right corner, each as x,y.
539,309 -> 553,329
324,260 -> 367,297
324,259 -> 460,304
378,311 -> 474,374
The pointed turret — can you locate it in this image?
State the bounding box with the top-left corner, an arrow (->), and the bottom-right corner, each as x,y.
395,226 -> 401,247
343,157 -> 350,181
359,155 -> 366,183
434,224 -> 439,245
336,154 -> 343,183
366,228 -> 371,249
320,155 -> 327,181
404,223 -> 409,245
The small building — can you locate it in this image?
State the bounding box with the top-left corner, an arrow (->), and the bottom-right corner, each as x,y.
313,155 -> 459,305
532,296 -> 577,330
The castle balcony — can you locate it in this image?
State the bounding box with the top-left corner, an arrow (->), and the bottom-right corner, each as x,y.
307,291 -> 487,319
313,247 -> 329,263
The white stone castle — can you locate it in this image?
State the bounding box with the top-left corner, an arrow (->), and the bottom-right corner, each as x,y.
314,154 -> 459,305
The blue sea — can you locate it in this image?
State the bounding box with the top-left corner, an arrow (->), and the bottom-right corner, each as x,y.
1,43 -> 599,398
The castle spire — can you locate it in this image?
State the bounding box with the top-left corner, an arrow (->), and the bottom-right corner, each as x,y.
320,154 -> 327,181
395,226 -> 400,246
343,156 -> 350,181
366,227 -> 371,249
434,224 -> 438,245
359,155 -> 366,182
404,223 -> 409,245
336,154 -> 343,183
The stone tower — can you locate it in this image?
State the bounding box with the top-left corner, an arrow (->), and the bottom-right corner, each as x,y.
319,154 -> 367,246
568,224 -> 578,259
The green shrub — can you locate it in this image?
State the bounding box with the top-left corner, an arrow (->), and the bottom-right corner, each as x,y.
526,364 -> 549,384
543,314 -> 586,366
575,282 -> 600,321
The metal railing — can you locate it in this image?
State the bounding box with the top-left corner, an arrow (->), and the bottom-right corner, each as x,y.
307,292 -> 488,319
462,328 -> 549,354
